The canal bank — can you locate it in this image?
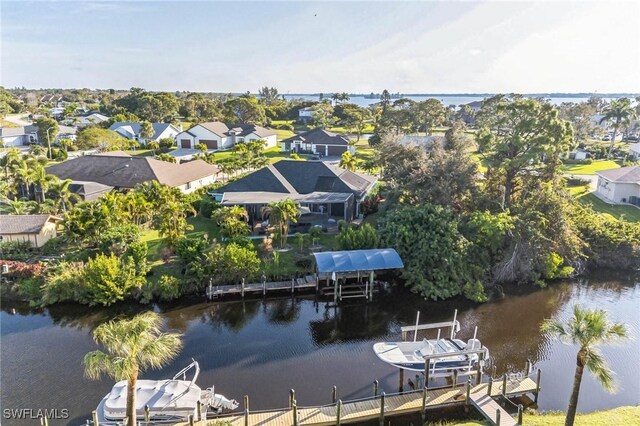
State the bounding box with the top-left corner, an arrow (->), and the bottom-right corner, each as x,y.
1,271 -> 638,425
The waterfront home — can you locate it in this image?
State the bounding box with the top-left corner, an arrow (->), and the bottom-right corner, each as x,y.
567,148 -> 590,160
108,122 -> 180,145
0,125 -> 38,147
0,214 -> 62,247
280,128 -> 354,156
212,159 -> 376,221
595,165 -> 640,205
298,106 -> 314,123
46,151 -> 219,194
175,122 -> 277,150
629,142 -> 640,160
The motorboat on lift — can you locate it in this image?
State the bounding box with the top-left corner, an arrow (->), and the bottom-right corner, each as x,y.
96,360 -> 238,423
373,311 -> 490,376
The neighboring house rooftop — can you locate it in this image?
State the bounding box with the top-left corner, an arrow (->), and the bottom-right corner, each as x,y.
282,128 -> 350,146
0,126 -> 38,138
108,122 -> 177,140
217,160 -> 376,199
596,165 -> 640,183
191,121 -> 276,138
46,152 -> 219,189
0,215 -> 62,235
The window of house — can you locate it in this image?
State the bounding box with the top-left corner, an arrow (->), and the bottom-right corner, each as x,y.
185,182 -> 192,190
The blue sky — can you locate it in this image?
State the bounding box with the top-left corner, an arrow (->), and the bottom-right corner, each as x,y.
1,1 -> 639,93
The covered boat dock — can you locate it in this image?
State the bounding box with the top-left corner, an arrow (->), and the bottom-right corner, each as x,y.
312,248 -> 404,304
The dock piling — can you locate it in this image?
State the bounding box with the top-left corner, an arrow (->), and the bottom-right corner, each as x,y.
244,395 -> 249,413
399,368 -> 405,393
91,410 -> 99,426
421,386 -> 428,422
373,379 -> 379,396
518,404 -> 523,424
379,392 -> 386,426
525,359 -> 531,376
244,409 -> 249,426
188,414 -> 194,426
502,374 -> 507,397
144,405 -> 150,425
289,389 -> 295,408
496,409 -> 501,425
487,376 -> 493,395
535,369 -> 542,403
332,385 -> 337,403
452,369 -> 458,389
292,400 -> 298,426
465,378 -> 471,406
241,278 -> 245,298
336,400 -> 342,425
414,311 -> 420,341
196,400 -> 202,421
291,278 -> 295,294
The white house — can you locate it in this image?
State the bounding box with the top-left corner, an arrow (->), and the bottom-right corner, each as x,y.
567,148 -> 590,160
281,128 -> 354,156
73,112 -> 110,127
175,122 -> 277,150
298,107 -> 314,123
596,165 -> 640,205
0,126 -> 38,147
108,122 -> 180,145
629,142 -> 640,160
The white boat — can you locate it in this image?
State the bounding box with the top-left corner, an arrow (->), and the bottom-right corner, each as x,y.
96,361 -> 238,423
373,311 -> 489,376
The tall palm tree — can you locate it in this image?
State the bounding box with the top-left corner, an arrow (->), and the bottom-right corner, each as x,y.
600,98 -> 636,158
541,305 -> 628,426
331,93 -> 340,106
31,166 -> 59,202
262,199 -> 300,248
50,179 -> 80,213
84,312 -> 183,426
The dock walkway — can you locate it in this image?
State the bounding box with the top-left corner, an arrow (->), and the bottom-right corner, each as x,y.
193,376 -> 536,426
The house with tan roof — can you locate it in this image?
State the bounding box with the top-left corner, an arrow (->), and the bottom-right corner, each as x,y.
596,165 -> 640,206
0,215 -> 62,247
175,121 -> 277,150
46,152 -> 219,194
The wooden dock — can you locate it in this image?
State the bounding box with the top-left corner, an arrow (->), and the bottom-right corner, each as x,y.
206,276 -> 318,299
179,375 -> 538,426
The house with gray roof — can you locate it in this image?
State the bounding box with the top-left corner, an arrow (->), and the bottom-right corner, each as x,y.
281,128 -> 354,157
0,125 -> 38,147
596,165 -> 640,205
108,122 -> 180,146
0,214 -> 62,247
175,121 -> 277,150
46,152 -> 219,194
213,160 -> 376,221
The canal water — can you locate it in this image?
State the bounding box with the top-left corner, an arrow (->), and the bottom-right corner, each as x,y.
1,271 -> 639,425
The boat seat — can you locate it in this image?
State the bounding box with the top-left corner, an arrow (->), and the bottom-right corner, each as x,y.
416,339 -> 436,357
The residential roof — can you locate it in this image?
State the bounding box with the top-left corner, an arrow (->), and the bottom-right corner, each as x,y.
68,181 -> 115,197
0,215 -> 62,235
313,248 -> 404,273
194,121 -> 276,138
0,126 -> 38,138
597,165 -> 640,183
282,128 -> 350,146
216,160 -> 376,199
108,122 -> 178,140
221,191 -> 353,205
46,153 -> 218,188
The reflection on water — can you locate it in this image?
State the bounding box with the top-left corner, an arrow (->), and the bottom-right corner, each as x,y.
1,271 -> 638,425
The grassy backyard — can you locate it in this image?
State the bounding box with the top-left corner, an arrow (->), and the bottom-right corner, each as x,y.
575,192 -> 640,222
560,159 -> 620,175
446,406 -> 640,426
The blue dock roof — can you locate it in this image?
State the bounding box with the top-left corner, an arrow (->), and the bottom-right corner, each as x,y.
313,248 -> 404,273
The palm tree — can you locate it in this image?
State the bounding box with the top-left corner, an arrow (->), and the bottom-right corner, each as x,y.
331,93 -> 340,106
139,121 -> 155,145
50,179 -> 80,213
261,199 -> 300,248
600,98 -> 637,158
339,151 -> 358,171
84,312 -> 183,426
541,305 -> 628,426
32,166 -> 59,202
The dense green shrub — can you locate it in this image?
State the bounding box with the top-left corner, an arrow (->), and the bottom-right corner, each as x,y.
140,274 -> 181,303
0,241 -> 33,261
83,253 -> 143,306
336,224 -> 380,250
97,224 -> 140,254
40,261 -> 86,305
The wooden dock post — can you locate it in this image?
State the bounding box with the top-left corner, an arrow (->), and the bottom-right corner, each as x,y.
487,376 -> 493,395
244,395 -> 249,413
263,276 -> 266,296
369,270 -> 374,300
535,369 -> 542,403
452,369 -> 458,389
197,400 -> 202,421
421,386 -> 428,422
476,350 -> 484,385
332,385 -> 337,403
289,389 -> 295,408
241,278 -> 245,298
465,378 -> 471,406
373,379 -> 379,396
379,392 -> 386,426
518,404 -> 523,424
495,409 -> 501,425
399,368 -> 405,393
144,404 -> 150,425
291,278 -> 295,294
244,409 -> 249,426
292,400 -> 298,426
336,400 -> 343,425
502,374 -> 507,397
424,363 -> 430,389
92,410 -> 99,426
188,414 -> 194,426
525,359 -> 531,376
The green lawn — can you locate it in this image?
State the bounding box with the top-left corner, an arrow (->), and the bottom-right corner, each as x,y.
560,160 -> 620,175
575,192 -> 640,222
446,406 -> 640,426
275,129 -> 296,141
